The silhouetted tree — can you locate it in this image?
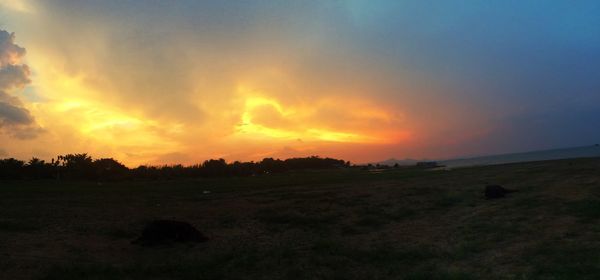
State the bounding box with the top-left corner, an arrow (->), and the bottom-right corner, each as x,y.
0,154 -> 350,181
230,161 -> 255,177
24,157 -> 54,179
93,158 -> 128,181
56,153 -> 94,180
0,158 -> 25,179
259,158 -> 287,174
202,159 -> 228,177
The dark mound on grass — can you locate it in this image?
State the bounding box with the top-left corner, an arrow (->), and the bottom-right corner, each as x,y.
132,220 -> 208,246
485,185 -> 518,199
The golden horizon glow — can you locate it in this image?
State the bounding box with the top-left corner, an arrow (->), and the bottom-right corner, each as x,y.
0,2 -> 425,166
234,87 -> 405,144
0,45 -> 415,167
24,63 -> 185,166
18,63 -> 412,166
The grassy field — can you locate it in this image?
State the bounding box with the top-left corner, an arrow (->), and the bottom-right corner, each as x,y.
1,157 -> 600,279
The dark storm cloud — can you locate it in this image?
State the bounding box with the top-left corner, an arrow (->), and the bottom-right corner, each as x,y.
0,64 -> 30,89
0,29 -> 41,138
0,30 -> 26,67
0,100 -> 34,125
0,93 -> 41,139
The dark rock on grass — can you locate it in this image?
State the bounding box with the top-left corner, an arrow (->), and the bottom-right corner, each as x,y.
132,220 -> 208,246
485,185 -> 518,199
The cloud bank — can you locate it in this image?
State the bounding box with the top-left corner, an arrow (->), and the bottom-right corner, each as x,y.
0,30 -> 42,139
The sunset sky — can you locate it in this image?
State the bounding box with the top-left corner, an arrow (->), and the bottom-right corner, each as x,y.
1,0 -> 599,166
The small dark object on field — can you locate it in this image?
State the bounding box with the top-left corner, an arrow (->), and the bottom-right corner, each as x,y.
485,185 -> 518,199
132,220 -> 208,246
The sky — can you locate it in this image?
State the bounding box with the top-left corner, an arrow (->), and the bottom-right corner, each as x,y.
0,0 -> 599,166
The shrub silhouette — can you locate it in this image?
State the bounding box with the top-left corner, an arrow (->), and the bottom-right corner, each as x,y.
0,154 -> 349,181
0,158 -> 25,179
93,158 -> 129,181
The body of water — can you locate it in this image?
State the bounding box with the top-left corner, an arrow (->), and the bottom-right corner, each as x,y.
440,145 -> 600,168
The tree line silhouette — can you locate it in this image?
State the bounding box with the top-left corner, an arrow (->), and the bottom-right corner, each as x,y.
0,154 -> 350,181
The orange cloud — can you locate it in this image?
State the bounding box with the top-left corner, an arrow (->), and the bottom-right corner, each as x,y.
234,87 -> 411,145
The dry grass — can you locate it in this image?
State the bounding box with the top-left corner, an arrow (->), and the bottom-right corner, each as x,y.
1,158 -> 600,279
